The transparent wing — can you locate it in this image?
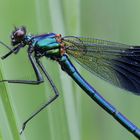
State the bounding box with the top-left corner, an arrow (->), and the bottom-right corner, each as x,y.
62,36 -> 140,95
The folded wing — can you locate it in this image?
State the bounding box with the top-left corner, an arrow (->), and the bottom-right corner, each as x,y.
63,36 -> 140,95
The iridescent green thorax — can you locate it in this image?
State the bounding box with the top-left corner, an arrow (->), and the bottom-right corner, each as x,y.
37,35 -> 61,58
23,33 -> 65,59
36,37 -> 60,50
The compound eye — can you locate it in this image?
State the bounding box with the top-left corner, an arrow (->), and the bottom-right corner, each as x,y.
15,29 -> 25,39
11,26 -> 26,46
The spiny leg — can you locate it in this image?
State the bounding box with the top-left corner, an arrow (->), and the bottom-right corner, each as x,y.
0,50 -> 44,84
20,59 -> 59,134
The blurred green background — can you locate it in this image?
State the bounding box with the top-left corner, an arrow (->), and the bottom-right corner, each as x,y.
0,0 -> 140,140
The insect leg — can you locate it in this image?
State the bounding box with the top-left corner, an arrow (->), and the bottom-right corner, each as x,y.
20,59 -> 59,134
0,52 -> 44,84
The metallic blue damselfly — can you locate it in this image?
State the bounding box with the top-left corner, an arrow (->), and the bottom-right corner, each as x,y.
0,26 -> 140,139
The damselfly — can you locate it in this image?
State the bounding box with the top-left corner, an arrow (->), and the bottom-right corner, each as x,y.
0,26 -> 140,139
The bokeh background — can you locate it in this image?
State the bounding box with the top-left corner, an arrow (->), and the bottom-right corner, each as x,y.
0,0 -> 140,140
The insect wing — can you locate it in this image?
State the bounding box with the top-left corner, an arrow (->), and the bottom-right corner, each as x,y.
63,36 -> 140,95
